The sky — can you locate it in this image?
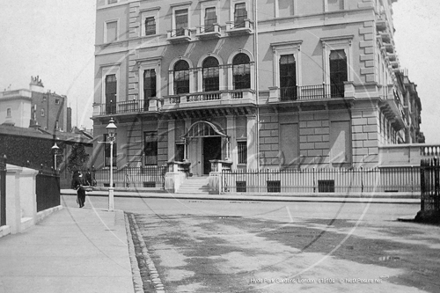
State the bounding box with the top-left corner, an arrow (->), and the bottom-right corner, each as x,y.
0,0 -> 439,143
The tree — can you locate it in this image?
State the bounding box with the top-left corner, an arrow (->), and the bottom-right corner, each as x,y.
67,143 -> 90,173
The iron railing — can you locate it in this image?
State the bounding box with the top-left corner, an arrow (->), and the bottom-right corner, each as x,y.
279,83 -> 345,101
96,99 -> 157,115
36,170 -> 60,212
94,166 -> 167,188
420,158 -> 440,212
222,167 -> 420,194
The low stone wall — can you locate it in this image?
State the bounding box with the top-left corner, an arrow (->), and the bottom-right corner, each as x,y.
0,164 -> 61,238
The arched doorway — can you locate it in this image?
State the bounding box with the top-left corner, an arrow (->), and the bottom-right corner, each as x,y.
182,121 -> 229,175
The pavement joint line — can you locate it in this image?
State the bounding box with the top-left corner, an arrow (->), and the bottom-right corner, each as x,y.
130,213 -> 166,292
88,197 -> 126,245
125,213 -> 143,293
62,191 -> 420,205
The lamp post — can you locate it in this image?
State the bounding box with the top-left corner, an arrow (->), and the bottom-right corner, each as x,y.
51,143 -> 60,170
106,118 -> 117,211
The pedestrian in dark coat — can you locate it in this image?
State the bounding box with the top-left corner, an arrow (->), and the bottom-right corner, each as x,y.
85,169 -> 92,186
72,171 -> 86,208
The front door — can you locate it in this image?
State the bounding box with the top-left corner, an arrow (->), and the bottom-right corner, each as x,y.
203,137 -> 221,175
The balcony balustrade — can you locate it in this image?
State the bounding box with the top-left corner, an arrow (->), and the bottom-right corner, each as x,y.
93,99 -> 159,116
163,89 -> 255,110
379,31 -> 391,43
226,19 -> 253,36
268,83 -> 353,103
379,84 -> 406,128
196,24 -> 221,40
167,28 -> 192,44
380,144 -> 440,167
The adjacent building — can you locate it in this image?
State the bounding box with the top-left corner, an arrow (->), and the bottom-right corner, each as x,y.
91,0 -> 423,174
0,76 -> 71,132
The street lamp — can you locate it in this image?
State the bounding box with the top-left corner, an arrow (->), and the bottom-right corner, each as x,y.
51,143 -> 60,170
106,118 -> 117,211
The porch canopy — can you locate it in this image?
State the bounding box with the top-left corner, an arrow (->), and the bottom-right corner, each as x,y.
182,120 -> 228,138
181,120 -> 230,160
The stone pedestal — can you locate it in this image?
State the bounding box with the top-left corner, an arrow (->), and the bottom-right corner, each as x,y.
164,161 -> 191,193
208,160 -> 232,194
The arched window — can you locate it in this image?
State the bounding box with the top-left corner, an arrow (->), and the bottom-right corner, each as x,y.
203,57 -> 219,92
232,53 -> 250,90
279,54 -> 297,100
329,50 -> 347,98
174,60 -> 190,94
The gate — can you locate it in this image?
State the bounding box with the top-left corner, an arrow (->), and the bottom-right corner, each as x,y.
36,170 -> 60,212
420,158 -> 440,212
0,156 -> 6,226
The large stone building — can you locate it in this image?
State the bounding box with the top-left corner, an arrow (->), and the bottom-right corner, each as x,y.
91,0 -> 422,174
0,76 -> 71,132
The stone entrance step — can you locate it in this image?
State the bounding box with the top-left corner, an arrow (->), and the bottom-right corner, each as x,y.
177,177 -> 210,194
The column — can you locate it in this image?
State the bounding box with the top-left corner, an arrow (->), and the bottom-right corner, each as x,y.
226,115 -> 237,166
167,119 -> 175,161
247,115 -> 258,169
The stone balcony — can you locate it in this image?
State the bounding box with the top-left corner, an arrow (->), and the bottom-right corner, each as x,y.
195,24 -> 221,40
162,89 -> 256,111
379,84 -> 406,129
225,19 -> 253,36
167,28 -> 192,44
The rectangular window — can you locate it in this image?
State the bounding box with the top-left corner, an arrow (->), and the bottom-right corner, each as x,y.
327,0 -> 344,12
104,134 -> 117,167
55,99 -> 60,105
318,180 -> 335,192
108,0 -> 117,4
330,121 -> 351,164
280,123 -> 298,167
105,74 -> 117,114
237,141 -> 247,164
236,181 -> 247,192
278,0 -> 294,18
279,54 -> 297,101
267,180 -> 281,193
106,21 -> 118,43
175,9 -> 188,36
204,7 -> 217,32
144,132 -> 158,165
234,3 -> 247,28
175,144 -> 185,162
145,17 -> 156,35
143,69 -> 156,110
329,50 -> 347,98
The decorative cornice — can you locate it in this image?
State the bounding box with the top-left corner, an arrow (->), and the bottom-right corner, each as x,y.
139,6 -> 161,13
170,1 -> 192,8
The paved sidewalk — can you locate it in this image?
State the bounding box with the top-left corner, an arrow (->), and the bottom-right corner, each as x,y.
0,197 -> 134,293
61,189 -> 420,204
